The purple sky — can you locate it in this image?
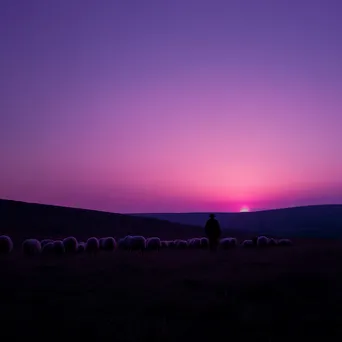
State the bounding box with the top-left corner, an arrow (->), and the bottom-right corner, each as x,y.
1,0 -> 342,213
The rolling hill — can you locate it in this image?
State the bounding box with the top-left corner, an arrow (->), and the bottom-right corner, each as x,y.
0,199 -> 204,243
132,205 -> 342,238
2,199 -> 342,242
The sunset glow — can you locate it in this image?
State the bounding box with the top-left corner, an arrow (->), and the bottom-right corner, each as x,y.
1,0 -> 342,213
240,207 -> 250,213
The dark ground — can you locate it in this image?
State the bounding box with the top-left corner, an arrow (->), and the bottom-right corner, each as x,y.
1,239 -> 342,341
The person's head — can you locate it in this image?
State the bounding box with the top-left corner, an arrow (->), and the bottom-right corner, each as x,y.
209,213 -> 215,219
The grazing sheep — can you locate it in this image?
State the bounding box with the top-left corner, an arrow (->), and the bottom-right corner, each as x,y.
230,238 -> 238,246
200,237 -> 209,249
41,239 -> 54,247
268,238 -> 278,246
188,238 -> 202,249
242,239 -> 254,248
187,238 -> 194,247
77,242 -> 86,253
63,236 -> 78,253
146,237 -> 161,251
128,235 -> 146,252
220,237 -> 237,250
98,237 -> 106,247
101,237 -> 117,251
118,235 -> 133,250
257,236 -> 269,247
22,239 -> 41,256
168,240 -> 177,249
85,237 -> 100,253
53,240 -> 65,254
41,242 -> 55,255
175,239 -> 188,250
0,235 -> 13,254
160,241 -> 169,248
117,238 -> 126,250
278,238 -> 293,246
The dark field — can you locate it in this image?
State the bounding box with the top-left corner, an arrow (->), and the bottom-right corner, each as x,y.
1,239 -> 342,341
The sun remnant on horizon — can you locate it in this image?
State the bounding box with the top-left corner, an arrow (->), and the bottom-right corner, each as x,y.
240,206 -> 249,212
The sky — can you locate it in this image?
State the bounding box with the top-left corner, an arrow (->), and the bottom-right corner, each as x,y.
1,0 -> 342,213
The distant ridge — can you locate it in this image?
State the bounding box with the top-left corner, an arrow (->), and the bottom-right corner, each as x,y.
132,205 -> 342,238
1,199 -> 341,241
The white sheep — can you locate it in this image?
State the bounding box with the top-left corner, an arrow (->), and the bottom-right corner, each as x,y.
128,235 -> 146,252
77,242 -> 86,253
63,236 -> 78,253
160,241 -> 169,248
268,238 -> 278,246
168,240 -> 177,249
146,237 -> 161,251
85,237 -> 100,253
277,238 -> 293,246
117,235 -> 132,250
220,237 -> 237,250
22,239 -> 41,256
175,239 -> 188,250
98,238 -> 106,249
230,237 -> 238,246
0,235 -> 13,254
242,239 -> 254,248
41,242 -> 55,255
41,239 -> 54,247
188,238 -> 202,249
101,237 -> 117,251
53,240 -> 65,254
200,237 -> 209,249
257,236 -> 269,247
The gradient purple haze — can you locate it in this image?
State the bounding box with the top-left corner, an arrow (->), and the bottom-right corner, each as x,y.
1,0 -> 342,213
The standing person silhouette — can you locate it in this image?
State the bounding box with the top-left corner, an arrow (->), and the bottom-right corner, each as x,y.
204,214 -> 222,252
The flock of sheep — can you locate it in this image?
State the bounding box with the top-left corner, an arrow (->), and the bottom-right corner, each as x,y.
0,234 -> 292,256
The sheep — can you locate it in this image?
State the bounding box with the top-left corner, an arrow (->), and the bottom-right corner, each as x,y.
101,237 -> 117,251
242,239 -> 254,248
41,239 -> 54,247
85,237 -> 100,253
63,236 -> 78,253
188,238 -> 202,249
118,235 -> 133,250
277,238 -> 293,246
268,238 -> 278,246
200,237 -> 209,249
77,242 -> 86,253
41,242 -> 55,255
117,238 -> 126,250
22,239 -> 41,256
0,235 -> 13,254
175,239 -> 188,250
128,235 -> 146,252
168,240 -> 177,249
220,237 -> 237,250
98,238 -> 106,249
53,240 -> 65,254
146,237 -> 161,251
257,236 -> 269,247
160,241 -> 169,249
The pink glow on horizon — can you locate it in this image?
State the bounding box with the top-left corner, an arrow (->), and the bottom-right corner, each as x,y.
1,0 -> 342,213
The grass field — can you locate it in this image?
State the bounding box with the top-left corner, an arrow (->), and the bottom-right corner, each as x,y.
1,239 -> 342,341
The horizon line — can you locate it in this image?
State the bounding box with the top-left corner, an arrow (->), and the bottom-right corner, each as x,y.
1,198 -> 342,215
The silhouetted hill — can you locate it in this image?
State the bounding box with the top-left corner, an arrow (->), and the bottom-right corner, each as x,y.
0,199 -> 203,243
132,205 -> 342,238
2,199 -> 341,241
